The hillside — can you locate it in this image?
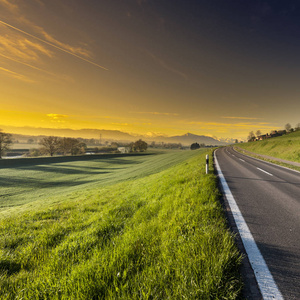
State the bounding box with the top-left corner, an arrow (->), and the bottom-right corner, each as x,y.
166,132 -> 227,146
237,130 -> 300,163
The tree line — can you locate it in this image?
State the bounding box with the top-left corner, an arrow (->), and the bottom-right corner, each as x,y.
0,130 -> 149,158
247,122 -> 300,142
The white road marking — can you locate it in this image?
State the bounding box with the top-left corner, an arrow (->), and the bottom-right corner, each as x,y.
239,158 -> 245,162
257,167 -> 273,176
232,146 -> 300,174
214,150 -> 283,300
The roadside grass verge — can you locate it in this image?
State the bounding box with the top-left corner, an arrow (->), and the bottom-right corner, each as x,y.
0,150 -> 242,299
237,130 -> 300,163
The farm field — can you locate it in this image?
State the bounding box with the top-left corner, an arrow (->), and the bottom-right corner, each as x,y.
0,150 -> 198,217
0,149 -> 242,299
237,130 -> 300,163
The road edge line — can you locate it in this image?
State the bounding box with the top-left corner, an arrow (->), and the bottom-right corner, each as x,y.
214,149 -> 283,300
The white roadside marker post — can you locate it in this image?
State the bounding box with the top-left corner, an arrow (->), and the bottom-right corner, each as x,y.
206,154 -> 209,174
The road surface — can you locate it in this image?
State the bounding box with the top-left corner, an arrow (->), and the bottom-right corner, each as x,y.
215,147 -> 300,300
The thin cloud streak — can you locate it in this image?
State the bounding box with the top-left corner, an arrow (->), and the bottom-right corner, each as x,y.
188,121 -> 277,130
0,20 -> 108,71
0,66 -> 34,82
146,51 -> 188,80
0,52 -> 52,74
133,111 -> 179,116
222,116 -> 261,120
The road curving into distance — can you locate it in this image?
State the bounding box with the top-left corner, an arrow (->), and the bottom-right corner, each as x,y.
215,146 -> 300,300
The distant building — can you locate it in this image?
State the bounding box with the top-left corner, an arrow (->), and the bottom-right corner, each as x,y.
118,147 -> 131,153
270,130 -> 286,138
257,134 -> 270,140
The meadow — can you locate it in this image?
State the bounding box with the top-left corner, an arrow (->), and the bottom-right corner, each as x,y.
0,150 -> 242,299
0,150 -> 197,216
237,130 -> 300,164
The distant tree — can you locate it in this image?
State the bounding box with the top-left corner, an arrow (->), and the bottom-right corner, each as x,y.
295,123 -> 300,131
0,129 -> 13,159
190,142 -> 200,150
39,136 -> 60,156
111,142 -> 119,149
256,130 -> 261,137
29,148 -> 41,157
247,131 -> 256,142
235,139 -> 238,144
27,138 -> 34,144
59,137 -> 86,155
285,123 -> 292,132
133,139 -> 148,152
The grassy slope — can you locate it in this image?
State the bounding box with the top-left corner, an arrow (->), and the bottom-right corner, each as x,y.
0,150 -> 242,299
237,130 -> 300,163
0,150 -> 198,216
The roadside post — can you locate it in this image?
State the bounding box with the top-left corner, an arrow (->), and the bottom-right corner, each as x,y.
206,154 -> 209,174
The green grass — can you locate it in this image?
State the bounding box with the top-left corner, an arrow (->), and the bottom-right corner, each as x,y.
0,149 -> 242,299
0,150 -> 198,217
237,130 -> 300,163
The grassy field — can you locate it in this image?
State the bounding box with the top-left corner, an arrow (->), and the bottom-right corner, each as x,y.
237,130 -> 300,163
0,150 -> 242,299
0,150 -> 198,217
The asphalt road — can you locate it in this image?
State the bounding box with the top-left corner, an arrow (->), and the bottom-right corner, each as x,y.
215,147 -> 300,300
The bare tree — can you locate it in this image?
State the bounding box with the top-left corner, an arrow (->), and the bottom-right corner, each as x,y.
39,136 -> 60,156
247,131 -> 255,142
256,130 -> 262,137
295,123 -> 300,131
0,130 -> 13,159
285,123 -> 292,132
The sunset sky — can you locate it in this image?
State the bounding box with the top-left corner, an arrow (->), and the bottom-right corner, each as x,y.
1,0 -> 300,140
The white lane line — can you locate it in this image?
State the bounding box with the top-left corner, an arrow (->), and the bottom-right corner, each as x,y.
232,147 -> 300,174
214,150 -> 283,300
257,167 -> 273,176
239,158 -> 245,162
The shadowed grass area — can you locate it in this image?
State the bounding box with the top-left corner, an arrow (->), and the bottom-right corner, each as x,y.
0,150 -> 242,299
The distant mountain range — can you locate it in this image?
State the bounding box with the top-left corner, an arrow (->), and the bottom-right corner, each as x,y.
6,126 -> 229,146
163,132 -> 228,146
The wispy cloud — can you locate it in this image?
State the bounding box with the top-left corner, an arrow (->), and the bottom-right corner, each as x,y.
0,0 -> 18,13
133,111 -> 179,116
188,121 -> 276,130
221,116 -> 261,120
0,65 -> 34,82
47,114 -> 69,123
0,20 -> 108,70
0,52 -> 74,83
111,123 -> 129,126
0,33 -> 53,62
145,51 -> 188,80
